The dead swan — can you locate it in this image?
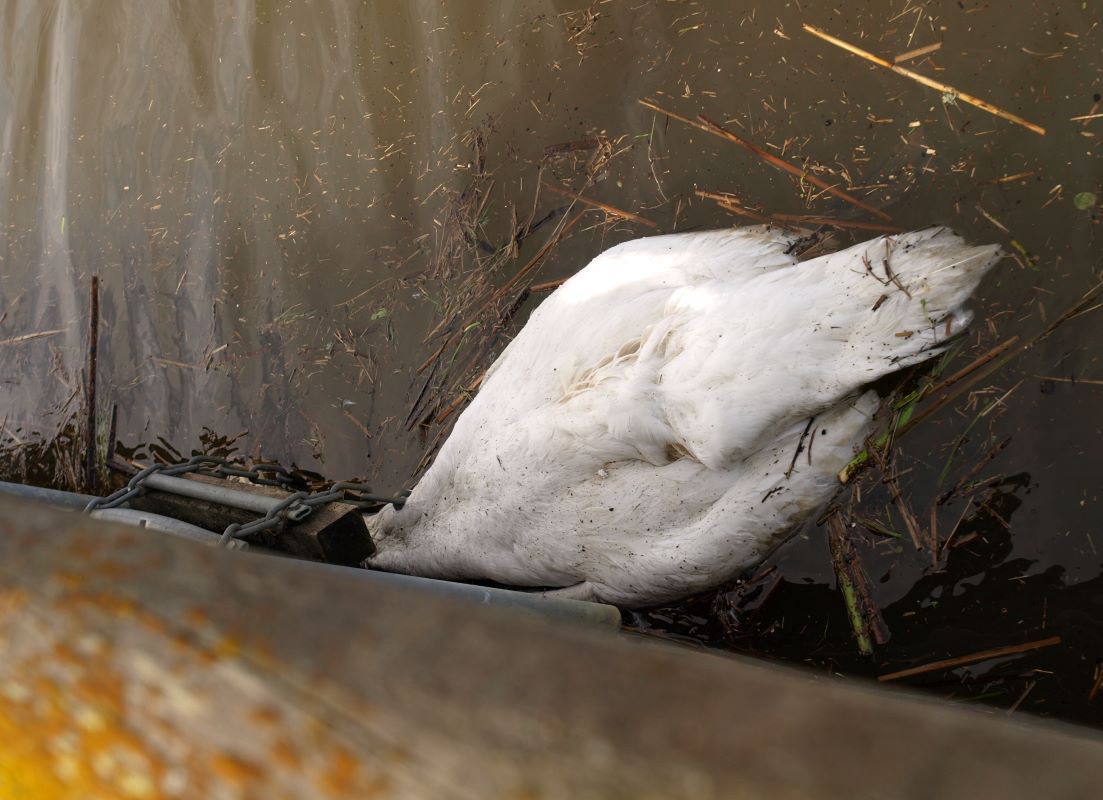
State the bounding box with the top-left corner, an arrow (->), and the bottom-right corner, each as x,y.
367,226 -> 1001,607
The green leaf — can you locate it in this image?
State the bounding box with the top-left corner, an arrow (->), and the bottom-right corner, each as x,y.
1073,191 -> 1097,211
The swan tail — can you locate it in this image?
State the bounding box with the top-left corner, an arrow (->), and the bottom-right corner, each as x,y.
810,226 -> 1003,370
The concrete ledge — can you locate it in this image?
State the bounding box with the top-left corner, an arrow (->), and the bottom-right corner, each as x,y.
0,497 -> 1098,798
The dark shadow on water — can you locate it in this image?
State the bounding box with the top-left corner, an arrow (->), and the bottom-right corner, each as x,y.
631,474 -> 1103,727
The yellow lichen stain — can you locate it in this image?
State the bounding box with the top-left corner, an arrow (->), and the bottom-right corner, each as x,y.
209,753 -> 265,785
0,679 -> 32,704
73,704 -> 109,733
0,579 -> 398,800
0,621 -> 171,800
0,683 -> 164,800
117,768 -> 157,798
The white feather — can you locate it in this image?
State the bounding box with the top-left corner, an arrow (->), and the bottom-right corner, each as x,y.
367,226 -> 1001,606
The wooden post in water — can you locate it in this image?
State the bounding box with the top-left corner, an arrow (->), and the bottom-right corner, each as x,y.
83,274 -> 99,493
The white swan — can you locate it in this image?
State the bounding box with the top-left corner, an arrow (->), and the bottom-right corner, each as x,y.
367,226 -> 1001,607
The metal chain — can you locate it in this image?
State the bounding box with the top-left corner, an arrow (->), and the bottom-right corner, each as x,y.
87,456 -> 408,548
216,490 -> 313,546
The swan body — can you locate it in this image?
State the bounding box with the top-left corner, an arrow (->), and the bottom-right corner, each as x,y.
368,226 -> 1000,606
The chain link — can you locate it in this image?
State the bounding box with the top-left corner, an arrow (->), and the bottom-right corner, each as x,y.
216,490 -> 312,546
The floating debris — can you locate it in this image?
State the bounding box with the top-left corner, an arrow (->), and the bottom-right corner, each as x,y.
640,98 -> 892,221
826,509 -> 890,656
542,180 -> 658,228
1074,191 -> 1097,210
893,41 -> 942,64
0,329 -> 65,347
879,636 -> 1062,683
802,24 -> 1046,136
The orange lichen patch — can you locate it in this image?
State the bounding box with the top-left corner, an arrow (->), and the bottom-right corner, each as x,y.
63,537 -> 100,559
34,674 -> 65,703
110,531 -> 144,549
209,753 -> 266,785
59,592 -> 182,647
183,607 -> 208,627
136,552 -> 171,571
51,642 -> 85,665
51,570 -> 88,590
63,591 -> 142,618
318,746 -> 387,797
0,656 -> 166,799
89,560 -> 136,579
58,597 -> 206,669
0,574 -> 391,799
0,587 -> 28,618
270,738 -> 302,770
251,705 -> 282,726
213,634 -> 242,660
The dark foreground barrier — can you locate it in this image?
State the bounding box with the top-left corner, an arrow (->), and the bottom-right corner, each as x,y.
0,497 -> 1099,798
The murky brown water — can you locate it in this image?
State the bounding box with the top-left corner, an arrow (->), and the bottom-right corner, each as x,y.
2,0 -> 1102,725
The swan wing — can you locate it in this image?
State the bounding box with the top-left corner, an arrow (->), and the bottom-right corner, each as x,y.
557,227 -> 1001,468
477,226 -> 804,411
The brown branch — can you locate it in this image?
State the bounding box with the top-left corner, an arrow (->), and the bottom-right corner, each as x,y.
530,278 -> 568,293
923,336 -> 1020,400
696,191 -> 785,226
1089,665 -> 1103,702
803,24 -> 1046,136
642,98 -> 892,221
879,636 -> 1062,682
542,181 -> 658,228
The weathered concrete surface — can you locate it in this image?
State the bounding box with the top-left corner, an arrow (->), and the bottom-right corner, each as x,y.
0,497 -> 1098,799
